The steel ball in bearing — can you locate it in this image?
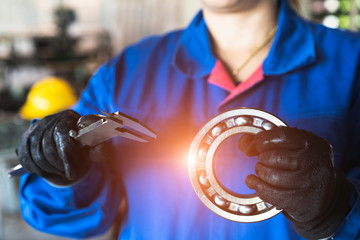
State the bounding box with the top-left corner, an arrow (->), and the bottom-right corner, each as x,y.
235,116 -> 252,126
199,172 -> 210,187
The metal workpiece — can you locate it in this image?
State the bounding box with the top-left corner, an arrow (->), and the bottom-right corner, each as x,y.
188,108 -> 287,223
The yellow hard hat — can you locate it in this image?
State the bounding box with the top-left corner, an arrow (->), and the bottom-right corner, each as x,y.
20,77 -> 78,120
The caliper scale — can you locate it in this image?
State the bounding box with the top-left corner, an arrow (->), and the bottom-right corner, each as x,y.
188,108 -> 287,223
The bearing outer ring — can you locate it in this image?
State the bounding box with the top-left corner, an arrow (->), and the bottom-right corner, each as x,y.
188,108 -> 288,222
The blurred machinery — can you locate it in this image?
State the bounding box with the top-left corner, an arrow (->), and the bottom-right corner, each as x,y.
0,3 -> 112,113
0,4 -> 112,237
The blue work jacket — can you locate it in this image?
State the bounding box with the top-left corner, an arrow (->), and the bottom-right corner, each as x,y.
19,0 -> 360,239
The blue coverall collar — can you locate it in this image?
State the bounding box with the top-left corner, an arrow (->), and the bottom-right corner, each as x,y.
172,11 -> 216,78
172,0 -> 316,78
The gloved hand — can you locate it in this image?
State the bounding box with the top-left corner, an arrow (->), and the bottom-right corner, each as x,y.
16,110 -> 101,186
238,127 -> 351,240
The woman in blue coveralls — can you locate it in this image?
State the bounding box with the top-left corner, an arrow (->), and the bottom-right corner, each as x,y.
17,0 -> 360,239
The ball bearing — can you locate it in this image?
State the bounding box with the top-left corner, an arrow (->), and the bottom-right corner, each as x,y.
188,108 -> 287,223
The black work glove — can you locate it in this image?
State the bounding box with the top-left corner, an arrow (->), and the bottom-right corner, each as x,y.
16,110 -> 99,186
238,127 -> 351,240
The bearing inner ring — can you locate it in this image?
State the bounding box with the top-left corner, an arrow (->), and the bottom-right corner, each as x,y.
188,108 -> 287,223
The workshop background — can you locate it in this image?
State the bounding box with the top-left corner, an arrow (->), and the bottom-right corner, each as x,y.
0,0 -> 359,239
